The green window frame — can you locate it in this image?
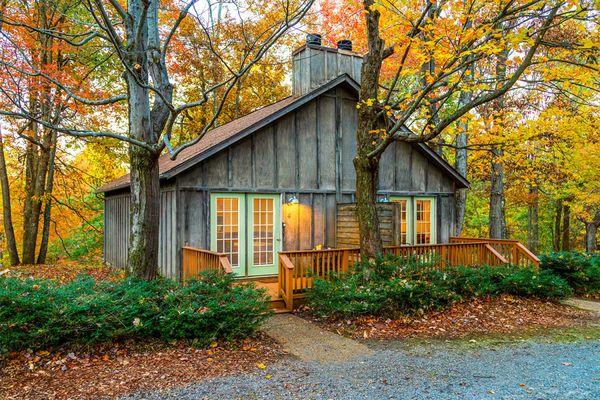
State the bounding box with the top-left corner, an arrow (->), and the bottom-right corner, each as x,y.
210,192 -> 281,277
389,196 -> 437,245
210,193 -> 246,276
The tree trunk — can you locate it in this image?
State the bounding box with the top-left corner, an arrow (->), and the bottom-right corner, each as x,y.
585,222 -> 597,252
353,0 -> 387,258
127,147 -> 160,280
584,211 -> 599,252
354,155 -> 382,257
489,147 -> 506,239
561,203 -> 570,251
553,199 -> 562,251
527,184 -> 539,253
0,131 -> 20,265
36,131 -> 57,264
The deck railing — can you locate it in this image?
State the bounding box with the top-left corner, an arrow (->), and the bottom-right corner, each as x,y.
277,239 -> 537,310
182,238 -> 538,311
449,237 -> 539,268
182,246 -> 232,280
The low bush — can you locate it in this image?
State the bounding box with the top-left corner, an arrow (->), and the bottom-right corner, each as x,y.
0,272 -> 270,353
306,255 -> 572,318
539,252 -> 600,294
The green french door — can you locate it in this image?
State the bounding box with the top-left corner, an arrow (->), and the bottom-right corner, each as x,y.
211,193 -> 281,277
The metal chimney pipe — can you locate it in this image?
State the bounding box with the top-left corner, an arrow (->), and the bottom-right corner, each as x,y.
306,33 -> 322,46
337,40 -> 352,51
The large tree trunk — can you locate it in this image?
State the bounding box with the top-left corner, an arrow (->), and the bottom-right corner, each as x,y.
124,0 -> 162,279
36,131 -> 57,264
489,147 -> 506,239
354,155 -> 382,257
527,184 -> 539,253
584,222 -> 597,252
553,199 -> 562,251
0,131 -> 20,265
584,211 -> 599,252
561,203 -> 571,251
127,147 -> 160,280
354,0 -> 387,258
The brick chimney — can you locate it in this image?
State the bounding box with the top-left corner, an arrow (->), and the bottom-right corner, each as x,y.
292,34 -> 362,97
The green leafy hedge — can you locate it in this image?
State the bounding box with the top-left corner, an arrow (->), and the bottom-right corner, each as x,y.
306,255 -> 573,318
0,272 -> 270,353
539,252 -> 600,295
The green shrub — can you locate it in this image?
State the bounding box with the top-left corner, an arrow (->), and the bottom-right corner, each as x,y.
0,272 -> 270,353
306,255 -> 572,318
539,252 -> 600,294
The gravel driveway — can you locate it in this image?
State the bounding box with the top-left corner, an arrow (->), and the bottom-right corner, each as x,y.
126,339 -> 599,400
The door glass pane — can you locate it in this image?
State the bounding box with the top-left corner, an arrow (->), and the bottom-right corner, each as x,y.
397,199 -> 409,244
216,197 -> 239,266
416,199 -> 432,244
253,198 -> 274,265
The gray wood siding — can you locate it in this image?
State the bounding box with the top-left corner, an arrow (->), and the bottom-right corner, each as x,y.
104,189 -> 178,278
158,189 -> 178,279
105,82 -> 460,278
176,86 -> 457,254
104,194 -> 130,269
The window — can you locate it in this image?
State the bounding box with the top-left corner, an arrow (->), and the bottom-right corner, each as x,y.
252,198 -> 274,266
215,197 -> 240,266
389,196 -> 436,245
415,199 -> 433,244
393,198 -> 411,244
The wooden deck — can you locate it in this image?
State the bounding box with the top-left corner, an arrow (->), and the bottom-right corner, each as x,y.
183,237 -> 540,313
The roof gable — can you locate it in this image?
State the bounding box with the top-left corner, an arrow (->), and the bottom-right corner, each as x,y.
98,74 -> 468,192
98,75 -> 360,192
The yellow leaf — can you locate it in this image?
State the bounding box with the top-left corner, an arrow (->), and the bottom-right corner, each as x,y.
256,362 -> 267,370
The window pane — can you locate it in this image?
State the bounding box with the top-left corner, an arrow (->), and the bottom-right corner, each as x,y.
215,197 -> 240,266
253,198 -> 274,266
416,199 -> 432,244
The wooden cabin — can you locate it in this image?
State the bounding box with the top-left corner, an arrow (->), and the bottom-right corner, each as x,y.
99,38 -> 471,281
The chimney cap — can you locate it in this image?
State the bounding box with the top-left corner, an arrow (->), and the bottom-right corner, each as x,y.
306,33 -> 322,46
337,39 -> 352,51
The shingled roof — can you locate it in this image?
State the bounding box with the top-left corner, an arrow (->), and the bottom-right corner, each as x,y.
99,75 -> 468,193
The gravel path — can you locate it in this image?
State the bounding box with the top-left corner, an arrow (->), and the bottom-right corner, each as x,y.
125,339 -> 599,400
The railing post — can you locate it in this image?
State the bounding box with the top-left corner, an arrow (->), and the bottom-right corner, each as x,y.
341,250 -> 350,273
440,245 -> 447,269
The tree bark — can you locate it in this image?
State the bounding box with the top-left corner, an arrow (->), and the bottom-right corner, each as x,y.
527,184 -> 539,253
584,212 -> 599,252
561,203 -> 571,251
0,131 -> 20,265
489,147 -> 506,239
127,146 -> 160,280
553,199 -> 562,251
354,155 -> 382,257
36,130 -> 57,264
353,0 -> 388,258
123,0 -> 165,279
488,33 -> 509,240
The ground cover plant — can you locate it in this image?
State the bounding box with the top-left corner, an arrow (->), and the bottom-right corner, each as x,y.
306,255 -> 573,318
539,252 -> 600,295
0,271 -> 270,353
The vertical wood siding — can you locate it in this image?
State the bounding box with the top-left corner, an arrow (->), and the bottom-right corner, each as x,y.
158,189 -> 178,279
104,189 -> 178,278
105,83 -> 460,276
176,86 -> 458,254
104,194 -> 130,269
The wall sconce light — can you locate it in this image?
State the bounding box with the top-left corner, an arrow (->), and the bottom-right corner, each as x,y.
378,194 -> 390,203
286,194 -> 299,204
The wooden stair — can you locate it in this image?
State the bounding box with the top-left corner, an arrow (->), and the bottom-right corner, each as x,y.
268,296 -> 290,313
